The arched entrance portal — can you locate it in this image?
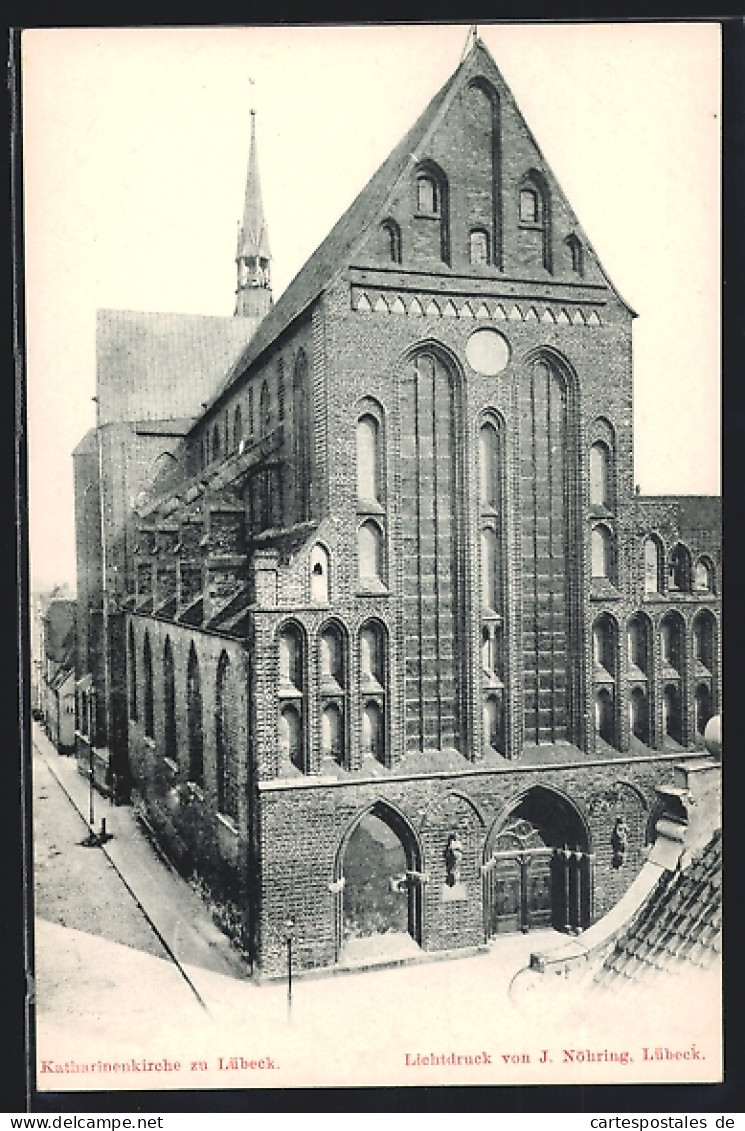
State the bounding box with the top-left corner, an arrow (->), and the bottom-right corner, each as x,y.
336,802 -> 423,962
483,787 -> 591,939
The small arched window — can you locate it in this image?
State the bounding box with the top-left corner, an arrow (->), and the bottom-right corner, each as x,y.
360,621 -> 385,688
663,684 -> 682,744
590,441 -> 611,509
668,544 -> 692,593
278,623 -> 303,690
660,613 -> 683,673
693,610 -> 715,671
143,632 -> 154,739
358,520 -> 383,585
381,219 -> 402,264
519,188 -> 539,225
592,615 -> 615,674
694,557 -> 714,592
627,614 -> 650,674
483,693 -> 503,750
470,229 -> 489,266
361,700 -> 384,758
322,702 -> 344,762
695,684 -> 712,736
356,414 -> 381,503
644,537 -> 663,595
629,687 -> 649,744
310,544 -> 330,603
320,622 -> 345,687
594,688 -> 615,745
279,704 -> 303,771
565,234 -> 584,275
417,174 -> 438,215
591,524 -> 613,579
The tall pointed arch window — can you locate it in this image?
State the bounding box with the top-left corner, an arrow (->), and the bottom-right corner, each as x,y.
128,624 -> 138,722
292,351 -> 311,522
187,645 -> 203,787
479,420 -> 501,511
212,422 -> 222,462
277,358 -> 285,421
233,404 -> 242,452
143,632 -> 154,739
260,380 -> 271,435
216,652 -> 239,820
163,637 -> 176,762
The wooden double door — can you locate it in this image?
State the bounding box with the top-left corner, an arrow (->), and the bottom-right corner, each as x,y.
488,849 -> 554,936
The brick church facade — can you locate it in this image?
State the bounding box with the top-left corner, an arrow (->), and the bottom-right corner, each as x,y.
74,34 -> 721,976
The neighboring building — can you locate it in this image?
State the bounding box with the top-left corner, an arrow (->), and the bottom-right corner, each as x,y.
39,593 -> 76,753
74,35 -> 721,976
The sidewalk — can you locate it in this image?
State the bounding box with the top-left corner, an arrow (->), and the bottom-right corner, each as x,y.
32,723 -> 250,983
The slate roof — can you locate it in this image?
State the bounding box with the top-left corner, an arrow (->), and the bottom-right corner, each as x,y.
594,829 -> 722,989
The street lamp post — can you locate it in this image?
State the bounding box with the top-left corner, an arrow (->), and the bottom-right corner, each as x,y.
284,917 -> 295,1019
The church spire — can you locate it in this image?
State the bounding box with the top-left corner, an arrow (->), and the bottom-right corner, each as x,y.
235,98 -> 272,320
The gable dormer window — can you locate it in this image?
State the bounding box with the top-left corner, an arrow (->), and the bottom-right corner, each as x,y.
417,174 -> 439,216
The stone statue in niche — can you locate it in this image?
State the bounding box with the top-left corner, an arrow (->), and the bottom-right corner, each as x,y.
444,832 -> 464,887
611,815 -> 629,869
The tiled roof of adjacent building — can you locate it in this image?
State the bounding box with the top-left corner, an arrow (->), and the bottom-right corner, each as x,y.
636,495 -> 721,534
594,828 -> 722,990
96,310 -> 261,426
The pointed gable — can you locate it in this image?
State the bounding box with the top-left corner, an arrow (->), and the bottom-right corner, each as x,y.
215,35 -> 632,405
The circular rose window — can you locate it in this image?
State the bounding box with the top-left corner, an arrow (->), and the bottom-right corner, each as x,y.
465,328 -> 510,376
